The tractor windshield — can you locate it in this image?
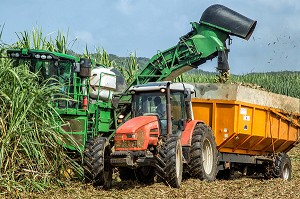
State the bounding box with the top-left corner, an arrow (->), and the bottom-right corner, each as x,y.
133,92 -> 167,119
133,91 -> 186,134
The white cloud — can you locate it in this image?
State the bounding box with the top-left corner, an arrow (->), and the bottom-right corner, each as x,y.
115,0 -> 135,15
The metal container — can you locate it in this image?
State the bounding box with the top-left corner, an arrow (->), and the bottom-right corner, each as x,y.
191,83 -> 300,156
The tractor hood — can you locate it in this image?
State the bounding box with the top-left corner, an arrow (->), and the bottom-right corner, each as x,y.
117,116 -> 158,134
200,4 -> 257,40
115,115 -> 160,151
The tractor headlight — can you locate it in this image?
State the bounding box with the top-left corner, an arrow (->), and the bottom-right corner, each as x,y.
160,88 -> 166,93
117,114 -> 125,124
126,134 -> 136,139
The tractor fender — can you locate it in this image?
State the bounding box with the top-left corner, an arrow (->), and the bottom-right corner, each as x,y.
181,120 -> 204,146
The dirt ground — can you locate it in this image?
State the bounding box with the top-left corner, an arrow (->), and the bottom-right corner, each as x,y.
19,144 -> 300,199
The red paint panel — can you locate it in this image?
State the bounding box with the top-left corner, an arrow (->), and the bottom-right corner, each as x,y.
181,120 -> 203,146
115,116 -> 160,151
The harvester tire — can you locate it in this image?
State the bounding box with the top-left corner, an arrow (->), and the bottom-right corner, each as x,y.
156,135 -> 183,188
118,167 -> 135,181
135,166 -> 155,184
84,137 -> 112,189
273,152 -> 292,180
188,123 -> 218,181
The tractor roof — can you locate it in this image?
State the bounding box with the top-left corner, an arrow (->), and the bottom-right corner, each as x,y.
129,81 -> 195,93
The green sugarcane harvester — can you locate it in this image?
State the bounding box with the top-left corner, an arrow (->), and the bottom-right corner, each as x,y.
7,5 -> 256,187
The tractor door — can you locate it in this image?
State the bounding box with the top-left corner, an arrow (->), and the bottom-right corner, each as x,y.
170,91 -> 187,134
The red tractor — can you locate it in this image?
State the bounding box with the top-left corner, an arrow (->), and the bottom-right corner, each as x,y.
110,82 -> 218,187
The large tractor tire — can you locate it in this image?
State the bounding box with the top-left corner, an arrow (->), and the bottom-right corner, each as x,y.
134,166 -> 155,184
188,123 -> 218,181
84,137 -> 112,189
273,152 -> 292,180
156,135 -> 183,188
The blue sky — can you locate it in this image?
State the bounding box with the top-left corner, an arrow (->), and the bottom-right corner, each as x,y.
1,0 -> 300,74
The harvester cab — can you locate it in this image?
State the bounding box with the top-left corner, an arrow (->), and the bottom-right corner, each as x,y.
6,48 -> 126,151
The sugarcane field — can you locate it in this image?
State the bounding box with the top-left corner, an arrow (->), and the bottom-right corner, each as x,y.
0,1 -> 300,198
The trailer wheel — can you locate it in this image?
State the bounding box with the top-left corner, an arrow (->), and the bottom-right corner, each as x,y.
273,153 -> 292,180
118,167 -> 135,181
84,137 -> 112,189
134,166 -> 155,184
156,136 -> 183,188
188,123 -> 218,181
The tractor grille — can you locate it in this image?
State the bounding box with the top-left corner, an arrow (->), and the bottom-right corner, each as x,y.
115,140 -> 138,149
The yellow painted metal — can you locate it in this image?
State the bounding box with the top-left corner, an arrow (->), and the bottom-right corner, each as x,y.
192,98 -> 300,156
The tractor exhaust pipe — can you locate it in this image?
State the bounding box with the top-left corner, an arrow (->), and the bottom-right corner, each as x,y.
200,4 -> 257,40
166,82 -> 172,138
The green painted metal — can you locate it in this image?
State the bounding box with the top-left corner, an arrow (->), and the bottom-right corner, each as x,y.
127,22 -> 228,89
116,21 -> 234,118
7,48 -> 115,152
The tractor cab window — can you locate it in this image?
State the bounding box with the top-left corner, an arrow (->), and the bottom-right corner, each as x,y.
171,92 -> 185,132
133,90 -> 186,135
133,92 -> 166,119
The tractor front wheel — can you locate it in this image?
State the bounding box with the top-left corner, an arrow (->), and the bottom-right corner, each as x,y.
156,135 -> 183,188
84,137 -> 112,189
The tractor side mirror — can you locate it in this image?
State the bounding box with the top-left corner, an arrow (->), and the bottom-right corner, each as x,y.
184,88 -> 191,102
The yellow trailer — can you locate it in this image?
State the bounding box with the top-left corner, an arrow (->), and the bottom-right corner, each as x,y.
191,83 -> 300,179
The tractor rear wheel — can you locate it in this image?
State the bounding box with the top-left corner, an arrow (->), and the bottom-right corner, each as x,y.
273,152 -> 292,180
156,135 -> 183,188
188,123 -> 218,181
134,166 -> 155,184
84,137 -> 112,189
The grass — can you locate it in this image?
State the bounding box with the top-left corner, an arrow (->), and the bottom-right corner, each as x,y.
15,144 -> 300,198
0,60 -> 81,195
14,27 -> 76,54
177,70 -> 300,99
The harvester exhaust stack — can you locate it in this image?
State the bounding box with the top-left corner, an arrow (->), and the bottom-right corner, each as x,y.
200,4 -> 257,40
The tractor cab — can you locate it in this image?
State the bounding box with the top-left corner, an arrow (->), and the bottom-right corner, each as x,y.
114,82 -> 194,153
131,82 -> 194,135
